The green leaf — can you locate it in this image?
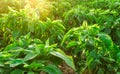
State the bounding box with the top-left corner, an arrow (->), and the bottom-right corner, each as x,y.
87,57 -> 96,70
117,72 -> 120,74
49,44 -> 57,48
98,33 -> 113,49
53,20 -> 65,30
45,39 -> 49,48
25,33 -> 31,39
39,21 -> 46,33
41,64 -> 62,74
61,27 -> 79,45
67,41 -> 78,48
6,59 -> 25,67
27,71 -> 34,74
12,30 -> 20,40
8,6 -> 17,13
10,69 -> 23,74
0,68 -> 4,73
34,44 -> 41,55
29,61 -> 44,69
0,52 -> 12,60
97,68 -> 104,74
0,61 -> 4,67
28,23 -> 34,32
5,43 -> 17,51
102,57 -> 115,63
18,39 -> 24,47
50,49 -> 75,70
24,53 -> 37,61
33,39 -> 42,44
117,52 -> 120,61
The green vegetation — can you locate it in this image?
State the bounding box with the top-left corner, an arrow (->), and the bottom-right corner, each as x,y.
0,0 -> 120,74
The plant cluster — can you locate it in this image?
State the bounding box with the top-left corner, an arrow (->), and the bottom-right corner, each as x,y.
0,0 -> 120,74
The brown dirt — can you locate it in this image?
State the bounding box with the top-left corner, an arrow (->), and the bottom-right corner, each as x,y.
59,62 -> 76,74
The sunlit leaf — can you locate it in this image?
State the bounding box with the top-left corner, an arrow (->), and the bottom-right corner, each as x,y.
50,49 -> 75,70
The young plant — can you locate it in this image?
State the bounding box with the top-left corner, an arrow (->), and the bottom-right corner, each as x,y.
61,21 -> 120,74
0,33 -> 75,74
0,7 -> 65,48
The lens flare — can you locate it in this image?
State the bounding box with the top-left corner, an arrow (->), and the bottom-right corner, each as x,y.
25,0 -> 52,20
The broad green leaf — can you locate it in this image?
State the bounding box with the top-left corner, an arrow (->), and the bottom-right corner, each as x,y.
5,43 -> 17,51
98,33 -> 113,49
50,49 -> 75,70
10,69 -> 23,74
24,53 -> 37,61
6,59 -> 25,67
41,64 -> 62,74
8,48 -> 24,52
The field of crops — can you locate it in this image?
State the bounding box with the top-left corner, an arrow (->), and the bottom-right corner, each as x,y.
0,0 -> 120,74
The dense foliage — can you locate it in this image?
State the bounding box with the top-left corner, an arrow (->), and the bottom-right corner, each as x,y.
0,0 -> 120,74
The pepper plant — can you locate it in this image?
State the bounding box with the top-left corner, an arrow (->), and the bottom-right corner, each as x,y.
61,21 -> 120,74
0,33 -> 75,74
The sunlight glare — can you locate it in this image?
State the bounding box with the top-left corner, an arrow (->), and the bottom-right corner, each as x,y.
25,0 -> 52,20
